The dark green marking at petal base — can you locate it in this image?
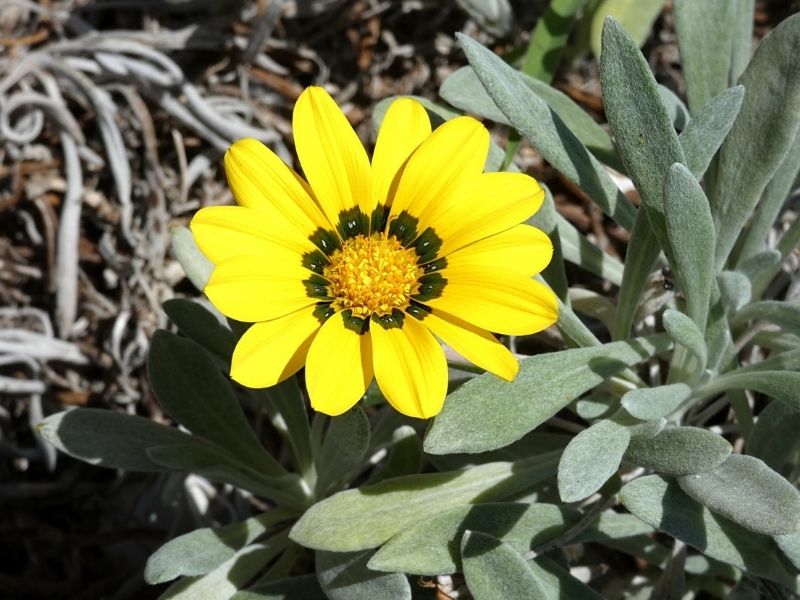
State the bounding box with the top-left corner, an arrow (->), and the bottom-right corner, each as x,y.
412,227 -> 442,264
313,303 -> 335,324
303,274 -> 331,300
370,203 -> 390,233
388,211 -> 419,246
413,273 -> 447,301
372,308 -> 405,330
341,310 -> 369,335
302,249 -> 329,275
309,228 -> 341,256
405,301 -> 431,321
336,207 -> 369,240
423,257 -> 447,274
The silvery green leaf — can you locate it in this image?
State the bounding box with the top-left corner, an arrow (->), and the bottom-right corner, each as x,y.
678,86 -> 745,179
737,129 -> 800,263
171,226 -> 213,291
160,543 -> 278,600
625,417 -> 667,440
570,288 -> 616,333
717,271 -> 752,313
148,330 -> 282,476
704,282 -> 735,374
678,454 -> 800,536
662,309 -> 708,370
657,85 -> 690,131
38,408 -> 197,472
424,334 -> 672,455
232,575 -> 325,600
145,512 -> 291,584
316,550 -> 410,600
527,556 -> 604,600
556,214 -> 625,286
673,0 -> 734,113
454,0 -> 512,37
558,418 -> 630,502
696,371 -> 800,412
589,0 -> 663,60
624,426 -> 731,475
575,392 -> 618,420
775,533 -> 800,571
457,33 -> 637,230
553,291 -> 602,348
257,378 -> 313,483
290,460 -> 541,552
441,66 -> 623,170
162,298 -> 235,362
621,384 -> 691,421
737,250 -> 782,297
733,301 -> 800,336
620,475 -> 799,589
369,502 -> 581,575
600,17 -> 686,265
461,531 -> 547,600
612,211 -> 661,339
730,0 -> 755,82
530,185 -> 569,302
748,401 -> 800,471
664,163 -> 715,330
711,14 -> 800,270
367,425 -> 422,485
315,406 -> 369,496
572,510 -> 655,544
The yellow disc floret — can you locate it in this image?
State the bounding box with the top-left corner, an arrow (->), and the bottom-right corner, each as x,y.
324,233 -> 422,317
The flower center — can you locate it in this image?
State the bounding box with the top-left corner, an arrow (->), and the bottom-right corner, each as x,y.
324,233 -> 422,317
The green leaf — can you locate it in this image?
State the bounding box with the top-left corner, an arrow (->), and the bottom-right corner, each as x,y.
454,0 -> 512,37
530,185 -> 570,302
730,0 -> 755,83
571,510 -> 655,543
717,271 -> 752,314
553,290 -> 602,348
600,16 -> 686,265
171,226 -> 213,291
621,384 -> 691,421
456,33 -> 637,229
315,406 -> 370,496
161,543 -> 280,600
556,215 -> 625,286
163,298 -> 235,362
678,86 -> 745,179
147,330 -> 282,476
38,408 -> 195,472
672,0 -> 734,113
677,454 -> 800,536
589,0 -> 663,60
624,426 -> 731,475
558,419 -> 630,502
711,14 -> 800,270
620,475 -> 799,588
664,163 -> 715,331
657,85 -> 690,131
528,556 -> 604,599
775,533 -> 800,571
696,371 -> 800,412
367,426 -> 422,485
575,392 -> 618,420
369,503 -> 581,575
316,550 -> 410,600
424,334 -> 672,454
461,531 -> 547,600
290,460 -> 541,552
748,401 -> 800,471
733,301 -> 800,337
145,511 -> 292,584
232,575 -> 326,600
521,0 -> 588,82
441,66 -> 623,171
662,309 -> 708,370
737,250 -> 782,298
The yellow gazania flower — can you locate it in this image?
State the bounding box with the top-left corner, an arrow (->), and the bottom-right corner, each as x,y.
191,86 -> 558,419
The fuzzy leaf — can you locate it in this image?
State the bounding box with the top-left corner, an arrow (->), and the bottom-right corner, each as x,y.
316,550 -> 410,600
171,226 -> 213,291
558,419 -> 630,502
624,426 -> 731,475
662,309 -> 708,370
425,334 -> 672,454
748,401 -> 800,471
621,384 -> 691,421
589,0 -> 663,60
315,406 -> 369,496
733,301 -> 800,337
162,298 -> 235,362
717,271 -> 752,314
678,454 -> 800,536
232,575 -> 325,600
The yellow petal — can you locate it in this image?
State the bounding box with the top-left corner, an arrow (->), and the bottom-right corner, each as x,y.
387,116 -> 489,227
305,312 -> 373,416
442,224 -> 553,277
205,255 -> 319,322
230,307 -> 322,388
191,205 -> 315,264
426,172 -> 545,257
371,98 -> 431,222
424,266 -> 558,336
371,314 -> 448,419
224,138 -> 331,236
420,309 -> 518,382
293,87 -> 372,231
